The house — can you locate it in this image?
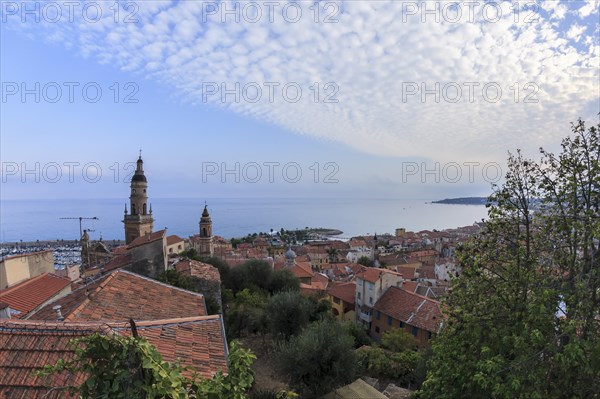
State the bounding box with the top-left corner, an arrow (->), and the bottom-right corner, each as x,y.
0,250 -> 54,289
166,235 -> 186,255
0,273 -> 72,319
327,282 -> 356,322
355,268 -> 403,330
0,315 -> 228,398
127,230 -> 168,278
29,269 -> 206,321
370,286 -> 443,348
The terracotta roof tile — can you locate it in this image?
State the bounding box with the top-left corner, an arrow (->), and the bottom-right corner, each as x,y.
0,274 -> 71,319
127,230 -> 166,249
356,268 -> 402,283
328,282 -> 356,305
166,235 -> 184,246
175,260 -> 220,283
0,316 -> 228,397
373,286 -> 443,333
30,270 -> 206,322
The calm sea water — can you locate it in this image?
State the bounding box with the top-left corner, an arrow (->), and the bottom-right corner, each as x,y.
0,198 -> 489,243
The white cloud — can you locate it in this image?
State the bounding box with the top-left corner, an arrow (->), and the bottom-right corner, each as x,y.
4,0 -> 599,161
566,24 -> 586,41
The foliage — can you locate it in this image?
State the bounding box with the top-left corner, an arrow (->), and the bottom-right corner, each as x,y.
228,260 -> 273,293
357,346 -> 420,386
248,389 -> 299,399
276,319 -> 358,398
204,295 -> 221,315
342,321 -> 372,349
158,269 -> 196,292
381,328 -> 419,352
267,291 -> 312,340
269,269 -> 300,294
225,289 -> 269,338
418,119 -> 600,399
37,333 -> 256,399
193,340 -> 257,399
357,256 -> 374,267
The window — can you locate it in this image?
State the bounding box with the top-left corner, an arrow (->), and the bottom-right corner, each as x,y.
399,321 -> 404,328
357,292 -> 361,300
376,311 -> 381,320
369,297 -> 373,305
387,315 -> 392,326
333,297 -> 341,304
375,326 -> 380,333
427,331 -> 433,340
412,326 -> 418,337
368,282 -> 374,290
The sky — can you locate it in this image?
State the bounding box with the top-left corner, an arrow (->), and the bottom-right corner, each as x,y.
1,0 -> 599,200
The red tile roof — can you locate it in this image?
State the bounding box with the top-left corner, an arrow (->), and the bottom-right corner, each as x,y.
102,252 -> 132,272
30,270 -> 206,321
166,235 -> 184,246
175,260 -> 221,283
116,316 -> 228,379
0,273 -> 71,319
356,268 -> 401,283
373,286 -> 443,333
0,316 -> 228,397
127,230 -> 166,249
290,262 -> 314,279
328,282 -> 356,305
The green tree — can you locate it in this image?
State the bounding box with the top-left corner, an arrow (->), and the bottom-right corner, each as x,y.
267,291 -> 311,340
276,319 -> 358,398
157,269 -> 196,292
228,260 -> 273,293
37,333 -> 256,399
357,256 -> 374,267
419,119 -> 600,399
225,289 -> 269,338
269,269 -> 300,294
381,328 -> 419,352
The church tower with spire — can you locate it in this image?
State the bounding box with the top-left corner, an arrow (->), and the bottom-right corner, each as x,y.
198,204 -> 214,256
123,154 -> 154,244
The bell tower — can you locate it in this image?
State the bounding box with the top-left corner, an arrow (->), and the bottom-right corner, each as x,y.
123,154 -> 154,244
198,204 -> 214,256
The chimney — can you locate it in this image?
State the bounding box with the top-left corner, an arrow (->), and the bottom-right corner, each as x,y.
52,305 -> 64,321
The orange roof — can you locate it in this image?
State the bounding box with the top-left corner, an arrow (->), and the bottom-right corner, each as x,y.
30,270 -> 206,321
290,262 -> 314,279
328,282 -> 356,305
356,268 -> 401,283
0,316 -> 228,397
128,230 -> 166,249
175,260 -> 220,283
166,235 -> 184,246
402,281 -> 419,293
103,253 -> 132,272
0,273 -> 71,318
373,286 -> 443,333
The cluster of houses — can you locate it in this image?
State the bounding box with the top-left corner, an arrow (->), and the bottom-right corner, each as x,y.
0,156 -> 482,396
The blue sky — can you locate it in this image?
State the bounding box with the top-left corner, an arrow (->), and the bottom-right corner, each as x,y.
1,0 -> 599,200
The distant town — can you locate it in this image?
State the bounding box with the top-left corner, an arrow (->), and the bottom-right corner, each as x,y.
0,155 -> 486,397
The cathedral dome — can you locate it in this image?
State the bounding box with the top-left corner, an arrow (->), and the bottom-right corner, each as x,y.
285,247 -> 296,260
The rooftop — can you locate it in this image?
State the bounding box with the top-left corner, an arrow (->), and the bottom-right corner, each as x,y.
373,286 -> 443,333
0,273 -> 72,318
30,270 -> 206,321
0,315 -> 228,397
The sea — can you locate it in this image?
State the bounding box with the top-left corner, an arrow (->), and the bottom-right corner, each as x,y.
0,198 -> 489,243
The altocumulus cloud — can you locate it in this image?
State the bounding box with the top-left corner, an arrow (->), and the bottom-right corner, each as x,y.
3,0 -> 599,160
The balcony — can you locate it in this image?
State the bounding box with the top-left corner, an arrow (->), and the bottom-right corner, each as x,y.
359,306 -> 372,323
